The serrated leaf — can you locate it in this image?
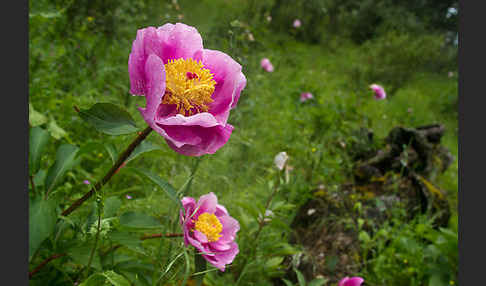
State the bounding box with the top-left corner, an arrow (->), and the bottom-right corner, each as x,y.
48,118 -> 67,139
45,144 -> 79,194
29,197 -> 57,260
125,141 -> 161,164
127,167 -> 179,206
29,103 -> 47,126
102,270 -> 131,286
29,127 -> 50,175
119,211 -> 162,229
79,103 -> 139,135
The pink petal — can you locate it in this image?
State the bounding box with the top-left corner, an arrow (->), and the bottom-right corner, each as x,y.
137,54 -> 168,137
156,23 -> 204,63
163,124 -> 233,156
194,230 -> 209,243
197,49 -> 247,123
218,215 -> 240,243
194,192 -> 218,216
338,276 -> 364,286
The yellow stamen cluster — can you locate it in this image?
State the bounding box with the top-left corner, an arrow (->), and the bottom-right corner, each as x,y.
194,213 -> 223,242
162,58 -> 216,116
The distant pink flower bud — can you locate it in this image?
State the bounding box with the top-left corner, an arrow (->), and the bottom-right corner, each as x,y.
338,277 -> 364,286
126,194 -> 133,200
83,180 -> 90,185
293,19 -> 301,28
274,152 -> 289,170
369,84 -> 386,100
260,58 -> 274,72
300,92 -> 313,102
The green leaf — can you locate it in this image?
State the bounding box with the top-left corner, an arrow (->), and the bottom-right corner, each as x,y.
127,167 -> 179,207
194,251 -> 207,286
125,141 -> 161,164
47,118 -> 67,139
29,127 -> 50,175
102,270 -> 131,286
265,256 -> 284,269
79,103 -> 139,135
294,268 -> 306,286
79,273 -> 105,286
69,243 -> 102,270
119,211 -> 162,229
104,142 -> 118,164
29,197 -> 57,260
282,278 -> 295,286
108,231 -> 143,253
45,144 -> 79,194
308,278 -> 328,286
104,197 -> 122,218
29,103 -> 47,126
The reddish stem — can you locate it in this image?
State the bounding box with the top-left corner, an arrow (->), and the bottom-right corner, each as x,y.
29,253 -> 66,279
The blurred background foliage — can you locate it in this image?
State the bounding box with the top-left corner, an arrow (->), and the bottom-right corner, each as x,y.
29,0 -> 457,285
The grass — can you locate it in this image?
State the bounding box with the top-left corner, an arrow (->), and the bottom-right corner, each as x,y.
29,0 -> 457,285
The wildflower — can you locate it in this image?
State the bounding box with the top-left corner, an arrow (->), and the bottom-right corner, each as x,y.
293,19 -> 301,28
87,16 -> 94,23
260,58 -> 274,72
248,33 -> 255,42
274,152 -> 289,170
448,71 -> 454,78
407,108 -> 413,113
369,84 -> 386,100
83,180 -> 91,185
266,15 -> 272,22
128,23 -> 247,156
180,192 -> 240,271
126,194 -> 133,200
300,92 -> 313,102
338,277 -> 364,286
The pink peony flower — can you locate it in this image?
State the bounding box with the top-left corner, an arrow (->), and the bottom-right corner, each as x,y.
338,277 -> 364,286
293,19 -> 301,28
300,92 -> 313,102
260,58 -> 274,72
180,192 -> 240,271
369,84 -> 386,100
128,23 -> 247,156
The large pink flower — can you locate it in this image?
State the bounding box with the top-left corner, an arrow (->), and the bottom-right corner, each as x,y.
369,84 -> 386,100
180,192 -> 240,271
338,276 -> 364,286
128,23 -> 247,156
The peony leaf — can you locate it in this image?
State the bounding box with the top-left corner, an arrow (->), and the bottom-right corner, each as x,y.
45,144 -> 79,194
126,167 -> 179,207
102,270 -> 131,286
125,141 -> 162,164
78,103 -> 139,135
119,211 -> 161,229
29,197 -> 57,260
29,127 -> 50,175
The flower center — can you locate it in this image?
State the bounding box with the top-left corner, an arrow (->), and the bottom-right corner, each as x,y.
162,58 -> 216,116
194,213 -> 223,242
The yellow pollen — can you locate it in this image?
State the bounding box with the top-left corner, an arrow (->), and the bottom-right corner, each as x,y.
194,213 -> 223,242
162,58 -> 216,116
